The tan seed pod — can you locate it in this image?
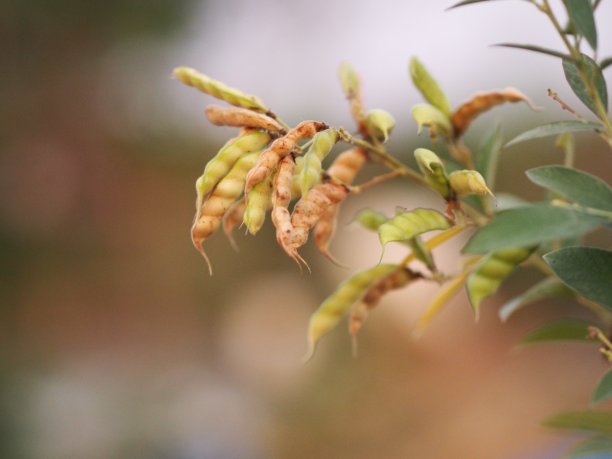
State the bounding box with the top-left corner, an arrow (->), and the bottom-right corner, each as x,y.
245,120 -> 328,195
222,200 -> 246,251
313,148 -> 367,263
191,150 -> 261,274
349,267 -> 420,350
205,105 -> 285,134
174,67 -> 268,112
451,87 -> 539,138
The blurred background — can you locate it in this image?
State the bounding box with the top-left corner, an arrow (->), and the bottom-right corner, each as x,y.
2,1 -> 612,458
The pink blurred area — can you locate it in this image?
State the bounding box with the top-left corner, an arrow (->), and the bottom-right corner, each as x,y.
2,1 -> 611,458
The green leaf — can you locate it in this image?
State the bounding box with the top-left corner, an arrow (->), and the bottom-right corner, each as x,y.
544,247 -> 612,309
495,192 -> 528,210
570,436 -> 612,458
409,57 -> 451,116
563,54 -> 608,118
475,125 -> 503,190
601,57 -> 612,71
527,166 -> 612,212
543,411 -> 612,435
494,43 -> 569,59
463,204 -> 606,254
499,277 -> 574,322
505,120 -> 603,147
564,0 -> 597,50
520,320 -> 592,345
592,369 -> 612,405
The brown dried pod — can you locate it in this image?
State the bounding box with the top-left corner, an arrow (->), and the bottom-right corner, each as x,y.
205,104 -> 285,134
222,200 -> 246,251
451,87 -> 539,138
244,120 -> 328,194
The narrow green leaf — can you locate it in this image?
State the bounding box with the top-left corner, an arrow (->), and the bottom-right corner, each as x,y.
409,57 -> 451,116
564,0 -> 597,50
463,204 -> 605,254
543,411 -> 612,435
544,247 -> 612,309
495,192 -> 528,210
601,57 -> 612,71
475,125 -> 503,189
520,320 -> 592,345
592,369 -> 612,405
570,436 -> 612,458
494,43 -> 569,59
527,166 -> 612,212
562,54 -> 608,117
505,120 -> 603,147
499,277 -> 574,322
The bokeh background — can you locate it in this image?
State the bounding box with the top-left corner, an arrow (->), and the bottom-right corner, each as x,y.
2,1 -> 612,458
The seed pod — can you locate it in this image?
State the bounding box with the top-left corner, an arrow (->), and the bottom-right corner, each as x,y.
174,67 -> 268,112
338,62 -> 366,129
298,129 -> 338,196
290,155 -> 305,198
409,57 -> 452,116
244,172 -> 274,235
412,104 -> 453,139
313,148 -> 367,263
378,208 -> 450,248
365,109 -> 395,143
192,150 -> 261,274
222,200 -> 246,250
195,131 -> 271,215
414,148 -> 451,199
356,208 -> 437,271
245,120 -> 328,194
466,246 -> 536,319
451,87 -> 538,138
448,170 -> 494,197
205,105 -> 284,133
304,263 -> 399,361
290,182 -> 350,255
349,267 -> 419,343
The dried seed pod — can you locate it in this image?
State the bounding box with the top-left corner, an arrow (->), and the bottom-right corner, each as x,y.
378,208 -> 450,248
245,120 -> 328,194
289,182 -> 350,255
349,267 -> 419,344
192,150 -> 261,274
412,103 -> 453,139
195,131 -> 271,215
451,87 -> 538,138
365,109 -> 395,143
466,247 -> 536,319
298,129 -> 338,196
313,148 -> 367,263
243,172 -> 274,235
338,62 -> 366,129
174,67 -> 268,112
304,264 -> 399,361
222,200 -> 246,250
409,57 -> 452,116
205,105 -> 284,133
414,148 -> 451,199
448,170 -> 494,197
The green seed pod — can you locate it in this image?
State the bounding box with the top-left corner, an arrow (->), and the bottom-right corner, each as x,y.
414,148 -> 451,199
291,156 -> 305,198
355,209 -> 389,231
409,57 -> 452,116
365,109 -> 395,143
411,104 -> 453,139
195,131 -> 271,213
466,246 -> 536,318
304,264 -> 399,361
244,172 -> 274,235
298,129 -> 338,196
448,170 -> 494,197
174,67 -> 268,112
338,62 -> 361,97
378,208 -> 450,248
